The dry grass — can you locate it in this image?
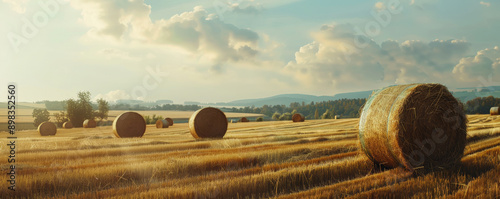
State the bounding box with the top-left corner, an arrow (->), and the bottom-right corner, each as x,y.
0,115 -> 499,198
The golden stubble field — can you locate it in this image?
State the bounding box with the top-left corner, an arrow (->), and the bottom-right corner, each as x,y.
1,115 -> 500,198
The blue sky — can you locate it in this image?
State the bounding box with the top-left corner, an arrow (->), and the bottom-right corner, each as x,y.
1,0 -> 499,103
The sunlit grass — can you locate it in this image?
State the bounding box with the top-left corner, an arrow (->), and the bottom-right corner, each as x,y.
1,116 -> 499,198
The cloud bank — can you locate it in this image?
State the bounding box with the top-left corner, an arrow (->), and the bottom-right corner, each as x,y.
286,24 -> 472,92
71,0 -> 260,72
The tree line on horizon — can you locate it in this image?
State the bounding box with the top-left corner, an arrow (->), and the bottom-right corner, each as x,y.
464,96 -> 500,114
33,95 -> 500,127
33,91 -> 109,127
230,99 -> 367,119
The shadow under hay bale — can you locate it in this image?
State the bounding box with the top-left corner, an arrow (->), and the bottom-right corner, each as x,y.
292,113 -> 305,122
38,122 -> 57,136
490,107 -> 499,115
62,121 -> 73,129
359,83 -> 467,172
83,119 -> 97,128
155,119 -> 169,128
165,117 -> 174,126
189,107 -> 228,139
112,112 -> 146,138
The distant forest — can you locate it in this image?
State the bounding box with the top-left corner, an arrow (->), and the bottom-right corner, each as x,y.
230,99 -> 367,119
39,95 -> 500,119
464,96 -> 500,114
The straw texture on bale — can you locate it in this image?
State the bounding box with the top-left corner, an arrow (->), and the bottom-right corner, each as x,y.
189,107 -> 228,139
155,119 -> 169,128
165,118 -> 174,126
112,112 -> 146,138
292,113 -> 305,122
240,117 -> 249,122
38,122 -> 57,136
490,107 -> 499,115
62,121 -> 73,129
83,119 -> 97,128
359,83 -> 467,171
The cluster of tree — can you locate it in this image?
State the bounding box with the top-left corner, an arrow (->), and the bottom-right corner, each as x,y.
231,98 -> 367,120
109,103 -> 201,111
464,96 -> 500,114
144,115 -> 164,125
32,91 -> 109,127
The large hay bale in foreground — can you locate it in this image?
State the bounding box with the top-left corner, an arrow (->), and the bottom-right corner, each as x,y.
359,83 -> 467,171
113,112 -> 146,138
490,107 -> 499,115
62,121 -> 73,129
38,122 -> 57,136
156,119 -> 169,128
83,119 -> 97,128
189,107 -> 228,139
292,113 -> 305,122
240,117 -> 249,122
165,117 -> 174,126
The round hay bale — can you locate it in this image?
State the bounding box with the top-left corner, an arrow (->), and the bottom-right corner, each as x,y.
189,107 -> 228,139
112,112 -> 146,138
292,113 -> 305,122
240,117 -> 249,122
155,119 -> 169,128
38,122 -> 57,136
62,121 -> 73,129
359,83 -> 467,171
165,117 -> 174,126
490,107 -> 499,115
83,119 -> 97,128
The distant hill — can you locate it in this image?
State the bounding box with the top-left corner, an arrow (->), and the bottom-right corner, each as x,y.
216,91 -> 373,107
214,87 -> 500,107
10,86 -> 500,111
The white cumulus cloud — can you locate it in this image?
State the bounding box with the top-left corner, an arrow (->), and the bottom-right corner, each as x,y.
374,2 -> 386,11
2,0 -> 29,13
71,1 -> 261,72
286,24 -> 471,93
480,1 -> 491,7
94,90 -> 131,102
453,46 -> 500,82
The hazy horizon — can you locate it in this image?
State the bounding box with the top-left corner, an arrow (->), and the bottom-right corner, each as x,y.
2,0 -> 500,103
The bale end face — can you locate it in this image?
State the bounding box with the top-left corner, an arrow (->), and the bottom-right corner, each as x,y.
38,122 -> 57,136
113,112 -> 146,138
83,119 -> 97,128
165,118 -> 174,126
490,107 -> 499,115
292,113 -> 305,122
189,107 -> 228,139
62,121 -> 73,129
155,119 -> 169,128
359,83 -> 467,171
